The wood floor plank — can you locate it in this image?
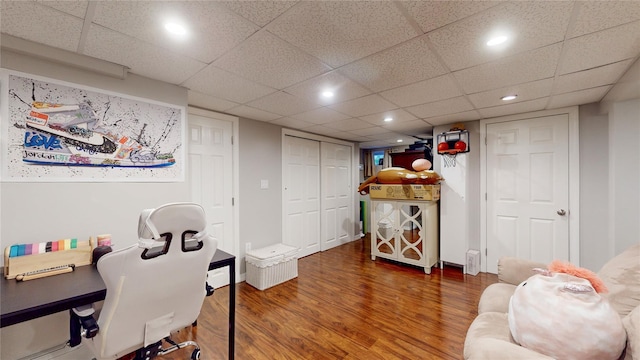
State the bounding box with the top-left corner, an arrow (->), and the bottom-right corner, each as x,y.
132,237 -> 497,359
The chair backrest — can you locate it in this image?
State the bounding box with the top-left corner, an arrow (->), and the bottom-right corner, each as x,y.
93,203 -> 217,359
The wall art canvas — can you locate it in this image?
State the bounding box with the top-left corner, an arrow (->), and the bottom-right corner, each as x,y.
1,71 -> 185,182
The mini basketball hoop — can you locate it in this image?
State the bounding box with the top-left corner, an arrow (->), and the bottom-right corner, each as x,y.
441,149 -> 460,168
436,128 -> 470,168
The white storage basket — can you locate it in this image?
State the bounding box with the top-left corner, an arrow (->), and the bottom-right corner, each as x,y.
246,243 -> 299,290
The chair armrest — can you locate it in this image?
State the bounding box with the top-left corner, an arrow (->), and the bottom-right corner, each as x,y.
497,257 -> 547,285
69,304 -> 99,347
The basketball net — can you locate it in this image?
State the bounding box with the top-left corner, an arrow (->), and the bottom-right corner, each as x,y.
442,153 -> 457,168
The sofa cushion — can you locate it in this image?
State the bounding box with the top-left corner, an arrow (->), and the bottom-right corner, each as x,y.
478,283 -> 517,314
464,312 -> 553,360
598,243 -> 640,317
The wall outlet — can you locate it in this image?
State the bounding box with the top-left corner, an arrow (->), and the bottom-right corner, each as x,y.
245,242 -> 251,252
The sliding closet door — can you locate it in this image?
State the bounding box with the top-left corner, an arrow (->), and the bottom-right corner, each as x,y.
283,135 -> 321,258
321,142 -> 353,251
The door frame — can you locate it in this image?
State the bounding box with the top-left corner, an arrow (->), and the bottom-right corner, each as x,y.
282,129 -> 358,254
188,106 -> 240,281
480,106 -> 580,272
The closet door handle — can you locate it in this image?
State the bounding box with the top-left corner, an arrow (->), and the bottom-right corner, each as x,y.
557,209 -> 566,216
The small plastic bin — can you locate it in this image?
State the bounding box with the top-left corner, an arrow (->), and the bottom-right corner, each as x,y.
245,243 -> 299,290
378,219 -> 393,239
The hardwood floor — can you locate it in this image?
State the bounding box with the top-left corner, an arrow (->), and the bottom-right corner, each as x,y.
153,237 -> 497,360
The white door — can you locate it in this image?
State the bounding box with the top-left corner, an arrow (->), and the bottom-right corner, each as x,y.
321,142 -> 352,251
485,114 -> 570,273
189,112 -> 235,288
283,136 -> 320,258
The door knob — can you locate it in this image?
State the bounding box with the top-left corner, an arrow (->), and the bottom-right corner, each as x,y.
557,209 -> 566,216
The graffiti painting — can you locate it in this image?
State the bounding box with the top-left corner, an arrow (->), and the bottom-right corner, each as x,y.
2,72 -> 184,181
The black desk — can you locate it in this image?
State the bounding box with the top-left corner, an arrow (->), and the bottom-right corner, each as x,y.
1,249 -> 236,359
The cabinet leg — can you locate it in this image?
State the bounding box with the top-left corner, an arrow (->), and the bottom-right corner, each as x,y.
424,266 -> 431,274
371,255 -> 376,260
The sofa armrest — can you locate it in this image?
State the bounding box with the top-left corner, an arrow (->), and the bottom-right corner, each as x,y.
497,257 -> 547,285
622,306 -> 640,360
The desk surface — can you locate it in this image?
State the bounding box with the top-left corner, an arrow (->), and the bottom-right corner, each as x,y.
1,249 -> 235,328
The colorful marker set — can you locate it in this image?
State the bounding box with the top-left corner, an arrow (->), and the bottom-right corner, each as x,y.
8,239 -> 78,258
4,237 -> 94,280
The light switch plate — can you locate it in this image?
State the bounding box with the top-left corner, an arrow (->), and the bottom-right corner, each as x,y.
260,179 -> 269,189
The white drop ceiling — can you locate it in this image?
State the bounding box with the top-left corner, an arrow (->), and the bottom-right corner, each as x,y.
1,1 -> 639,148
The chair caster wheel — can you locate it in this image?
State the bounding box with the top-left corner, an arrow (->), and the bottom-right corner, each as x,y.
191,348 -> 201,360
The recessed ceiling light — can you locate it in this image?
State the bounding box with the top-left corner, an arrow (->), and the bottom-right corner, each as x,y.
321,91 -> 334,98
384,117 -> 393,122
396,139 -> 403,143
501,95 -> 517,101
164,22 -> 188,36
487,35 -> 508,47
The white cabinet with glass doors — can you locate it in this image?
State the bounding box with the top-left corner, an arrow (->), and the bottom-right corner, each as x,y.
371,200 -> 438,274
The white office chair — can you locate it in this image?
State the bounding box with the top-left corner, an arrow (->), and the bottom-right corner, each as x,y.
71,202 -> 217,360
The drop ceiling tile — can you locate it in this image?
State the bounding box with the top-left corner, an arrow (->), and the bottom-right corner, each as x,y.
93,1 -> 258,63
266,1 -> 418,67
329,94 -> 397,118
406,96 -> 474,119
303,124 -> 350,138
554,60 -> 633,95
83,25 -> 207,84
188,91 -> 239,112
547,86 -> 612,109
340,133 -> 373,142
559,20 -> 640,75
401,1 -> 500,33
269,117 -> 315,129
324,118 -> 373,132
359,109 -> 417,126
213,30 -> 331,89
478,98 -> 548,119
338,36 -> 447,92
424,110 -> 482,127
290,107 -> 350,125
468,78 -> 553,108
183,65 -> 276,104
383,119 -> 432,133
227,105 -> 281,122
284,71 -> 372,106
379,74 -> 463,108
217,1 -> 298,27
568,1 -> 640,38
245,91 -> 320,116
359,140 -> 395,149
37,0 -> 88,18
365,132 -> 405,141
428,1 -> 572,71
453,44 -> 562,94
1,1 -> 83,52
357,126 -> 394,137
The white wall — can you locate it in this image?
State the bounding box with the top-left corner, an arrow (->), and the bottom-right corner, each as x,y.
1,50 -> 189,359
434,121 -> 480,268
238,117 -> 283,273
609,98 -> 640,256
578,103 -> 610,270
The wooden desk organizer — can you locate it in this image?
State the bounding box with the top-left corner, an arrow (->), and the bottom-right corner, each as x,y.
4,238 -> 95,280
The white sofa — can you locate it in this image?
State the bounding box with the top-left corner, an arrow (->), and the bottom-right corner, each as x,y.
464,243 -> 640,360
